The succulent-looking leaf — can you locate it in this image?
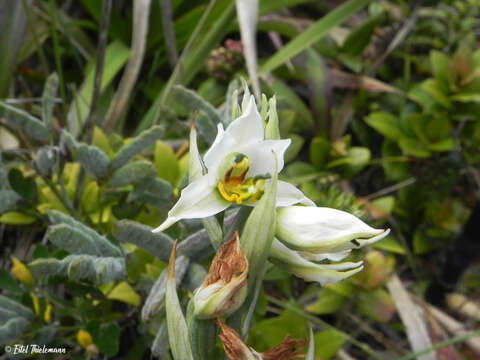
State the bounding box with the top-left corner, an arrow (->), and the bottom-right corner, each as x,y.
47,210 -> 122,257
29,255 -> 126,285
76,144 -> 110,179
110,125 -> 164,170
0,101 -> 50,141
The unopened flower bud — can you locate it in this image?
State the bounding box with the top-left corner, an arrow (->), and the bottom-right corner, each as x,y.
276,206 -> 390,253
77,329 -> 94,349
193,231 -> 248,319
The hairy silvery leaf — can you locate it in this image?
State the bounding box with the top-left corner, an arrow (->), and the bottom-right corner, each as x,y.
183,263 -> 207,292
60,129 -> 78,153
42,73 -> 59,131
0,295 -> 34,319
0,317 -> 29,346
171,85 -> 223,126
48,224 -> 107,256
48,210 -> 123,257
110,125 -> 164,170
29,255 -> 126,285
34,147 -> 57,175
114,220 -> 174,262
108,161 -> 156,187
142,255 -> 190,321
0,102 -> 50,141
165,244 -> 194,360
76,144 -> 110,179
0,309 -> 18,323
194,110 -> 217,145
0,189 -> 20,213
127,177 -> 173,208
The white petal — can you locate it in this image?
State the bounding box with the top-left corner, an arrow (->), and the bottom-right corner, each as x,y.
238,139 -> 290,177
301,249 -> 351,262
276,206 -> 388,252
152,175 -> 230,233
189,126 -> 205,182
225,95 -> 264,145
275,180 -> 316,206
203,124 -> 234,174
269,239 -> 364,286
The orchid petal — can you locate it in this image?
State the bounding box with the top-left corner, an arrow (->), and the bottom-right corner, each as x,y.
153,175 -> 230,233
270,239 -> 364,286
238,139 -> 290,177
275,181 -> 316,206
226,95 -> 264,145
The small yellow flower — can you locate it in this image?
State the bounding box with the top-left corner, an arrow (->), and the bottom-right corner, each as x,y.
11,257 -> 34,286
44,302 -> 52,323
77,329 -> 93,349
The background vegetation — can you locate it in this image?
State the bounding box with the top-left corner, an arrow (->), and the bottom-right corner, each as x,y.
1,0 -> 480,358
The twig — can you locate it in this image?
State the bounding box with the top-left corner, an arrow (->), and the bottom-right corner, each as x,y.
159,0 -> 178,68
364,177 -> 416,201
80,0 -> 112,142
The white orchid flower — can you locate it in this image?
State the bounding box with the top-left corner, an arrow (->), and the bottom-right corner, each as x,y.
276,206 -> 390,254
153,95 -> 314,233
270,239 -> 365,286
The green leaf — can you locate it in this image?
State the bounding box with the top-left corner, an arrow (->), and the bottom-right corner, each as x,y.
110,125 -> 164,170
309,136 -> 331,170
0,190 -> 20,214
29,255 -> 126,285
68,41 -> 130,135
108,161 -> 156,187
154,141 -> 180,185
34,147 -> 57,176
0,269 -> 23,294
114,220 -> 174,262
165,246 -> 194,360
356,288 -> 395,322
427,138 -> 454,152
430,50 -> 451,91
451,93 -> 480,103
41,73 -> 59,131
420,79 -> 452,109
314,329 -> 346,360
0,102 -> 50,142
261,0 -> 372,73
0,212 -> 36,225
48,210 -> 123,257
305,287 -> 347,315
97,323 -> 120,357
8,168 -> 37,201
76,144 -> 110,180
107,281 -> 141,306
373,235 -> 405,255
365,112 -> 403,140
398,138 -> 431,158
341,16 -> 380,57
186,301 -> 219,360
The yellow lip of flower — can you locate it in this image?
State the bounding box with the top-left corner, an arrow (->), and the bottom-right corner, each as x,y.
217,154 -> 268,205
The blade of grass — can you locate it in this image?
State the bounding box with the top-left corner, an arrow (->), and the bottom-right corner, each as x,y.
260,0 -> 372,74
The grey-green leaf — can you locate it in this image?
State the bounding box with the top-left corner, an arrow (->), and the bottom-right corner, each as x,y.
34,147 -> 57,175
0,295 -> 34,319
0,101 -> 50,141
108,161 -> 156,187
76,144 -> 110,179
0,317 -> 29,346
0,190 -> 20,213
114,220 -> 174,262
127,177 -> 173,208
42,73 -> 59,131
110,125 -> 164,170
29,255 -> 126,285
47,210 -> 122,257
171,85 -> 223,126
